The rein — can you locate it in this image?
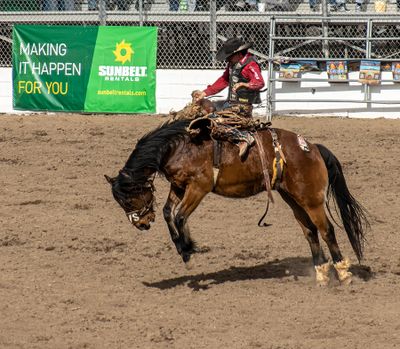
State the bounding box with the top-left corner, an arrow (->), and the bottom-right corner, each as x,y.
254,128 -> 286,227
254,132 -> 274,227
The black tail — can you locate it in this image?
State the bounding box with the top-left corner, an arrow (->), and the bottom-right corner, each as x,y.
316,144 -> 370,262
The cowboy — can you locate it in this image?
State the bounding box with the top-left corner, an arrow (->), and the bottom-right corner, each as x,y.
192,36 -> 265,159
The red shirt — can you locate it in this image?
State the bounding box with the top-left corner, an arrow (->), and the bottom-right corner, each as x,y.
204,53 -> 265,97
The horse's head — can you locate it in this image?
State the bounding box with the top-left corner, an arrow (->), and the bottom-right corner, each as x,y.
105,171 -> 155,231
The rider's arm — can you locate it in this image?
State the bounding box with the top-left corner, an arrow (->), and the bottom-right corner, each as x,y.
240,61 -> 265,90
203,65 -> 230,96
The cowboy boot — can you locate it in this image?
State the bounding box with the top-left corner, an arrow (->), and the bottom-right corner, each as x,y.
237,132 -> 255,159
238,141 -> 249,159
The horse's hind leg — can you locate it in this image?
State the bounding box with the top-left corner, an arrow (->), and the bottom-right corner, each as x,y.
306,205 -> 352,285
279,191 -> 330,285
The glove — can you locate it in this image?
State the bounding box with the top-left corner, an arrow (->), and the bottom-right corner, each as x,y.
232,82 -> 249,93
191,90 -> 206,102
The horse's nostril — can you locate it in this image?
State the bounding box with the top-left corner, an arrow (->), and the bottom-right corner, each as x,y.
139,223 -> 150,230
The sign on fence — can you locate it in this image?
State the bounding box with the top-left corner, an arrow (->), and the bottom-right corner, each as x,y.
359,60 -> 381,85
12,25 -> 158,113
327,61 -> 348,82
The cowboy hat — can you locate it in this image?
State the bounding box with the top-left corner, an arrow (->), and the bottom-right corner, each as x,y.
216,37 -> 253,61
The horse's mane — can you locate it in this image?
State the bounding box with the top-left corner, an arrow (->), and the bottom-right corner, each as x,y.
123,119 -> 191,183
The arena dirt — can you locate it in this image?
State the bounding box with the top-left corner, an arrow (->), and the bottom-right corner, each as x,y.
0,113 -> 399,349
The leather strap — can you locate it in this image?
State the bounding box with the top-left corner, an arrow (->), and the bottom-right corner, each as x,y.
269,128 -> 286,164
254,132 -> 273,203
269,128 -> 285,189
213,139 -> 221,169
212,140 -> 221,188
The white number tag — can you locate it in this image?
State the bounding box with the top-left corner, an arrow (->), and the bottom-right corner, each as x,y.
127,212 -> 140,223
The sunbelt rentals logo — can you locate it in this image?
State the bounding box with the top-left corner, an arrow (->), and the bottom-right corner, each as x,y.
113,40 -> 134,64
98,39 -> 148,82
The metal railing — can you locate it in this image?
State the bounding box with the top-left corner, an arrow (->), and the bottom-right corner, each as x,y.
2,0 -> 400,68
265,15 -> 400,119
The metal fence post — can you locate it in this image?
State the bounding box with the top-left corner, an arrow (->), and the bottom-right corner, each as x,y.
99,0 -> 107,26
322,0 -> 329,58
364,18 -> 373,103
210,0 -> 217,68
139,0 -> 144,26
267,16 -> 275,122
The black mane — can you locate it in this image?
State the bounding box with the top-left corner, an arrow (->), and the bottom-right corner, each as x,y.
122,119 -> 191,184
111,119 -> 191,207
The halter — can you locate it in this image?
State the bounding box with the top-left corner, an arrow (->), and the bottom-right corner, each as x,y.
126,195 -> 155,223
124,177 -> 156,224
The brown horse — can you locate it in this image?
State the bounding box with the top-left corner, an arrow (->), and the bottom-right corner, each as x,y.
105,119 -> 369,285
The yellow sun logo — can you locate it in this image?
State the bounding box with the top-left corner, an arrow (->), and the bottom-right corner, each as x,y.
113,40 -> 134,64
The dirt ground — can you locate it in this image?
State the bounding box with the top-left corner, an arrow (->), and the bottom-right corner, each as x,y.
0,113 -> 399,349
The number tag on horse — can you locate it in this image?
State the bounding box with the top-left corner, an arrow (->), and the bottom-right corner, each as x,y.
127,212 -> 140,223
297,134 -> 310,152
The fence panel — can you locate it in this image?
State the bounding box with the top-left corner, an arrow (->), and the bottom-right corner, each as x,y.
2,0 -> 400,67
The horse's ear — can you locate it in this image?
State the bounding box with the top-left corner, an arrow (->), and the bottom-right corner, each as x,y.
119,169 -> 131,179
118,170 -> 134,185
104,175 -> 115,185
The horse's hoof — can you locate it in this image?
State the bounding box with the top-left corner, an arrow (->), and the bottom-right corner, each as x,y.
316,280 -> 329,287
340,273 -> 353,285
334,258 -> 352,285
315,262 -> 331,286
182,251 -> 191,263
185,258 -> 195,270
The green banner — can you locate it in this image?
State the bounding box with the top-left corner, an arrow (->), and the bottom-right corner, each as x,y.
12,25 -> 157,113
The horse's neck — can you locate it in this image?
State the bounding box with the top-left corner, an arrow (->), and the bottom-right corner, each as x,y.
161,136 -> 212,174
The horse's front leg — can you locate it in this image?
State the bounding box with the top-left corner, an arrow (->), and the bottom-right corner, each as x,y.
163,185 -> 184,253
174,184 -> 209,263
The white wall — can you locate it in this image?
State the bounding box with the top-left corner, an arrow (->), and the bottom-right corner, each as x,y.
156,69 -> 227,114
0,68 -> 17,114
2,67 -> 400,118
273,71 -> 400,119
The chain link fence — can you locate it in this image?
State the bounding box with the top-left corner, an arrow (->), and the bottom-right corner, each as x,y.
1,0 -> 400,68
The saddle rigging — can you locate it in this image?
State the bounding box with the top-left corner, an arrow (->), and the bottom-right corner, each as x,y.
186,109 -> 286,226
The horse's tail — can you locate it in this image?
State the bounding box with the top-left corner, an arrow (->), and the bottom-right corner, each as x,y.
316,144 -> 370,262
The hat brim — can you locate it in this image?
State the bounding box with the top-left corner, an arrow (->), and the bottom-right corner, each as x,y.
216,42 -> 253,61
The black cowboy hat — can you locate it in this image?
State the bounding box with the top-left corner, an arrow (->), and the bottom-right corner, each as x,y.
216,37 -> 253,61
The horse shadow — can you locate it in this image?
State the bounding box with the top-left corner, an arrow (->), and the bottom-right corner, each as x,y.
142,257 -> 374,291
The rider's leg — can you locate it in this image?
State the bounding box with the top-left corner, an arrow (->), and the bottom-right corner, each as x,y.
211,124 -> 255,159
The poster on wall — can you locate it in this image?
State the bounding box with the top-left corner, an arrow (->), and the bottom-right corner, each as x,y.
381,62 -> 392,72
13,25 -> 158,113
327,60 -> 348,81
358,60 -> 381,85
392,62 -> 400,82
298,60 -> 319,72
279,63 -> 301,80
